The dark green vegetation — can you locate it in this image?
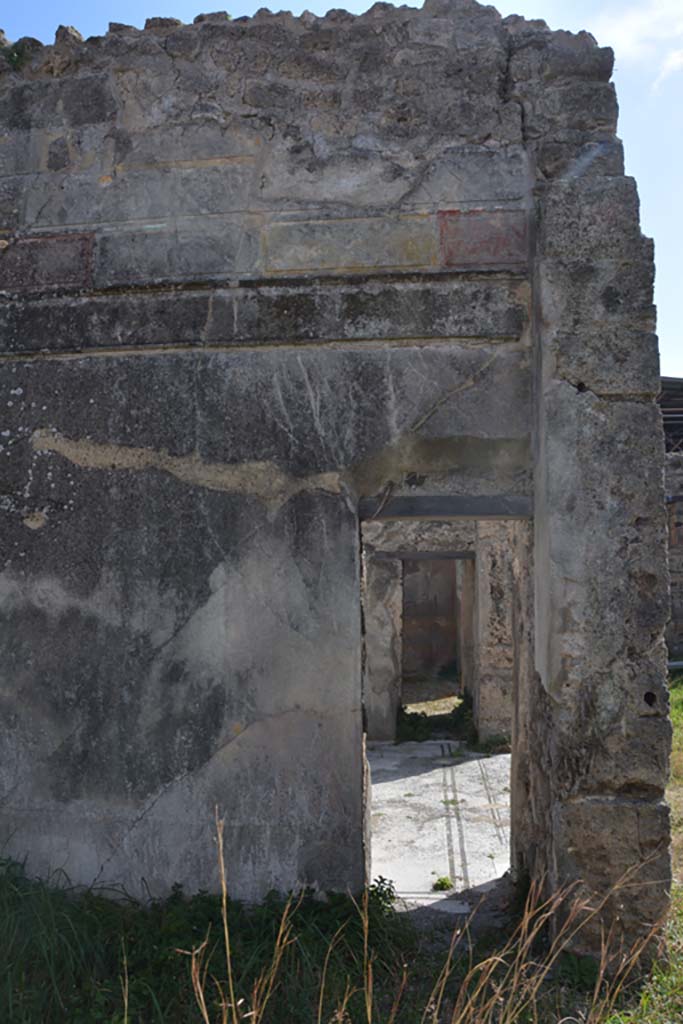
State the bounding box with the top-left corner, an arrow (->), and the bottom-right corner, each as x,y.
605,886 -> 683,1024
396,692 -> 510,754
0,867 -> 425,1023
396,692 -> 477,744
3,847 -> 679,1023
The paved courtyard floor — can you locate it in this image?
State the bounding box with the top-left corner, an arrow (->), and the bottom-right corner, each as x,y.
368,740 -> 511,912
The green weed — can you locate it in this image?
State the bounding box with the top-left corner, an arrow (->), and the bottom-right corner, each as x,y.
431,877 -> 453,892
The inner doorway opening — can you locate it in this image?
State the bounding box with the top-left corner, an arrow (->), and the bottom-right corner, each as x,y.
402,557 -> 462,723
360,516 -> 530,911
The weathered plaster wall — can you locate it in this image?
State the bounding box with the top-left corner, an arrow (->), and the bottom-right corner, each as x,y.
472,520 -> 516,741
508,518 -> 536,881
0,0 -> 670,947
362,554 -> 403,741
455,558 -> 476,706
0,0 -> 532,899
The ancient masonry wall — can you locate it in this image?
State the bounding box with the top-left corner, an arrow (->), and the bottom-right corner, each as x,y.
527,29 -> 670,947
0,0 -> 670,947
667,453 -> 683,659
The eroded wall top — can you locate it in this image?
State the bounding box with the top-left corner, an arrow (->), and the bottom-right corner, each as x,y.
0,0 -> 616,324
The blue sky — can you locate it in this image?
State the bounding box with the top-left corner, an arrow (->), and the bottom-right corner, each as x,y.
2,0 -> 681,377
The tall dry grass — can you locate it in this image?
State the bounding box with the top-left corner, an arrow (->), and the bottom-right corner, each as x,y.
178,811 -> 665,1024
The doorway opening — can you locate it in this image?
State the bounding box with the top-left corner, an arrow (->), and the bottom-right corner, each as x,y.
401,556 -> 462,725
360,516 -> 531,911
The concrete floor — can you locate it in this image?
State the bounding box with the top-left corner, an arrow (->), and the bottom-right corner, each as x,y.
368,740 -> 510,910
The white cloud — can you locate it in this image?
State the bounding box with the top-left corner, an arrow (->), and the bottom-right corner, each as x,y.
590,0 -> 683,58
588,0 -> 683,88
653,47 -> 683,89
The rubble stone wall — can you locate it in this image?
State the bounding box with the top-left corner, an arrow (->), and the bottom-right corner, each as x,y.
667,453 -> 683,659
525,24 -> 670,949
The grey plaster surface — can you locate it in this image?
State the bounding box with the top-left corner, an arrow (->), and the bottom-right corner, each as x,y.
368,741 -> 510,905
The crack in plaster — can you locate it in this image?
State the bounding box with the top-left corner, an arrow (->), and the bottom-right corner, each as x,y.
409,351 -> 499,431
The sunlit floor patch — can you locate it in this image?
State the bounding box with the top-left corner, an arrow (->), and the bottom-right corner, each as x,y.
368,740 -> 510,909
401,677 -> 461,717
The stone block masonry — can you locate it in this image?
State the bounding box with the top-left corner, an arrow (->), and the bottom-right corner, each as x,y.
0,0 -> 670,953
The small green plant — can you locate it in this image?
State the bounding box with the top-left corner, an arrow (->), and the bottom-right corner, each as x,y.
432,876 -> 453,892
368,875 -> 396,914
